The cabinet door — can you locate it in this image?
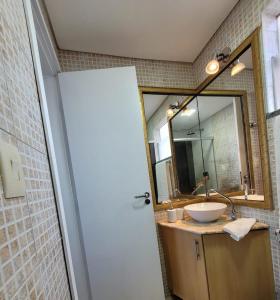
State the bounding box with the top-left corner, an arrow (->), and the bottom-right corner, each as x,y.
160,226 -> 209,300
203,230 -> 275,300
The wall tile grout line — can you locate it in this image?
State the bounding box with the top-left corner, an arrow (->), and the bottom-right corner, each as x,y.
0,127 -> 47,157
0,0 -> 71,298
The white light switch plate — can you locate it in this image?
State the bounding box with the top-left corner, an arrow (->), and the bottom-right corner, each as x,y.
0,140 -> 25,198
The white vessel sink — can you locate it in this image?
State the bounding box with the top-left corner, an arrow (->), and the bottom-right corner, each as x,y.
184,202 -> 227,223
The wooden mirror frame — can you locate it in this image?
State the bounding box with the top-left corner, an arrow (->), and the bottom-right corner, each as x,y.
139,27 -> 273,211
139,87 -> 201,211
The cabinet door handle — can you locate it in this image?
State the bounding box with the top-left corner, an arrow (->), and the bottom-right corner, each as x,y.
195,240 -> 200,260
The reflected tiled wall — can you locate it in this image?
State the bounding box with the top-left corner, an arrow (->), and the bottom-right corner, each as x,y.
0,0 -> 70,299
196,103 -> 240,192
147,95 -> 186,141
207,68 -> 263,194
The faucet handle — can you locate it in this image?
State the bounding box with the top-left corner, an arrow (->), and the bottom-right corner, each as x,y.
243,175 -> 248,183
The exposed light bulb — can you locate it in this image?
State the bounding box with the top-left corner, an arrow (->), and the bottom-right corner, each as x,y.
231,60 -> 246,76
205,59 -> 220,75
181,108 -> 196,117
166,108 -> 174,118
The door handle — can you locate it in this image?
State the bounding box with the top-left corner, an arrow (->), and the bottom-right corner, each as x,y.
134,192 -> 150,199
194,240 -> 200,260
134,192 -> 151,205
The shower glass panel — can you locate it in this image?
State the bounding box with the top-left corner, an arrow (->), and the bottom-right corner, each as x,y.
171,97 -> 206,196
197,95 -> 245,194
200,138 -> 218,191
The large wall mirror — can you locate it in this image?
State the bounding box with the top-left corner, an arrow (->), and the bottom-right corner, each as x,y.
139,88 -> 198,208
140,28 -> 272,211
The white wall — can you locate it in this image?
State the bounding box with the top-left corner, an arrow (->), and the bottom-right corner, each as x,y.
31,0 -> 91,297
42,74 -> 92,300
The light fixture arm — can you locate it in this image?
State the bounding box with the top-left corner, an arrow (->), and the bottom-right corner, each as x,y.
169,101 -> 180,110
216,47 -> 231,62
205,47 -> 231,75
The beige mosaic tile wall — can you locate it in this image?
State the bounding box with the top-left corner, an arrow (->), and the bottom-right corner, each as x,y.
59,50 -> 196,89
0,0 -> 70,299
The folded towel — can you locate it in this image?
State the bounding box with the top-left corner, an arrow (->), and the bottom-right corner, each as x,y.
223,218 -> 256,241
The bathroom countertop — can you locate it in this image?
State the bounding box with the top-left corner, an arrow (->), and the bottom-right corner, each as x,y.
158,216 -> 268,235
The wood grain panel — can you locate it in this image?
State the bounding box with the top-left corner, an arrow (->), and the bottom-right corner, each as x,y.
160,226 -> 209,300
203,230 -> 275,300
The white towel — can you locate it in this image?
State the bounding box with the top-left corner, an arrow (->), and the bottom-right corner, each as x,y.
223,218 -> 256,241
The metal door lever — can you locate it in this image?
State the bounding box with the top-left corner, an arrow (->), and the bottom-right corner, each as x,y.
134,192 -> 150,199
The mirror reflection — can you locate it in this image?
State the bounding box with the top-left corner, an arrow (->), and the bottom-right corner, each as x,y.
140,31 -> 272,210
205,47 -> 264,200
143,94 -> 192,204
196,95 -> 249,194
170,98 -> 206,197
170,46 -> 264,202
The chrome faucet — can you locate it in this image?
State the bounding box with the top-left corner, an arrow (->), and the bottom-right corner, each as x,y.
191,181 -> 204,195
243,175 -> 249,200
209,188 -> 237,220
192,172 -> 210,195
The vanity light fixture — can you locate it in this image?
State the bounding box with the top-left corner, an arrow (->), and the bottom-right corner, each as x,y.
205,59 -> 220,75
166,108 -> 174,117
231,59 -> 246,76
205,47 -> 231,75
166,101 -> 180,118
181,108 -> 196,117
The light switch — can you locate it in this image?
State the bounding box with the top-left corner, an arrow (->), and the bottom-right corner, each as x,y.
0,139 -> 25,198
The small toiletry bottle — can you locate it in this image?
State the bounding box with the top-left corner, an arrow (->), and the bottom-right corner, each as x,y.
167,209 -> 177,223
176,208 -> 184,220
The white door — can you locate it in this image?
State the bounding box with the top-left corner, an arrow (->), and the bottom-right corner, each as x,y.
58,66 -> 165,300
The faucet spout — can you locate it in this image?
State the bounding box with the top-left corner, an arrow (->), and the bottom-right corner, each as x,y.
191,182 -> 204,195
209,188 -> 237,220
243,175 -> 249,200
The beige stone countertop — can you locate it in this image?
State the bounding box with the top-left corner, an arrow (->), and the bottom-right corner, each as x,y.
157,215 -> 269,235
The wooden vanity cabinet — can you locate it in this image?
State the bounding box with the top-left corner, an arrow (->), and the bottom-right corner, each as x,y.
160,226 -> 275,300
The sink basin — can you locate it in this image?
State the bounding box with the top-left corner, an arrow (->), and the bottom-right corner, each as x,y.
184,202 -> 227,222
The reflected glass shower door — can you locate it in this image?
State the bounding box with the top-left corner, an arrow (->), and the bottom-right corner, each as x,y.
201,138 -> 218,191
